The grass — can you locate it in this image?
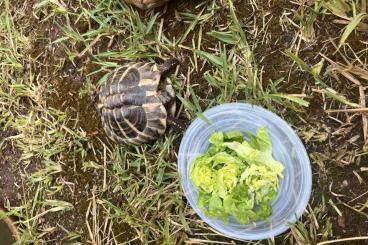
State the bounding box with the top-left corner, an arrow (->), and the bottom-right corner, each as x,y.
0,0 -> 368,244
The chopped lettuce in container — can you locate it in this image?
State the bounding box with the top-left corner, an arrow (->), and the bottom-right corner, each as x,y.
190,127 -> 284,224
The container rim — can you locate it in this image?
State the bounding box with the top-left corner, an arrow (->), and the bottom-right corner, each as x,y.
178,103 -> 312,240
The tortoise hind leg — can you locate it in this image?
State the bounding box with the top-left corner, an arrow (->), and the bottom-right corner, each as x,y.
158,91 -> 176,116
158,78 -> 188,131
158,78 -> 176,116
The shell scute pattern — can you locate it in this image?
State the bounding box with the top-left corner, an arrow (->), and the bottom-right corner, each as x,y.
98,62 -> 171,145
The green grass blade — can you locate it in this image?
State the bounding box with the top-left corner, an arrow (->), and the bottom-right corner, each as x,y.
285,49 -> 328,88
176,94 -> 196,111
266,94 -> 310,107
189,86 -> 202,113
145,12 -> 159,35
337,13 -> 367,51
285,50 -> 360,108
323,88 -> 360,108
284,49 -> 311,72
206,31 -> 238,44
194,50 -> 223,67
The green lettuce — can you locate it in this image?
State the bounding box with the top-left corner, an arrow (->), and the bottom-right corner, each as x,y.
190,127 -> 284,225
190,155 -> 215,193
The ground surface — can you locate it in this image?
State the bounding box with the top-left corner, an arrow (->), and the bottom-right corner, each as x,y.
1,0 -> 368,244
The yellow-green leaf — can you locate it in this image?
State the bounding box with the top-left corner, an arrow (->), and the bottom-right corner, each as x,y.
337,13 -> 367,51
207,31 -> 238,44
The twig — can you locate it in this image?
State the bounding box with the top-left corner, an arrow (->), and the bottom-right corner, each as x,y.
359,86 -> 367,141
325,108 -> 368,113
348,190 -> 368,203
317,237 -> 368,245
77,34 -> 105,58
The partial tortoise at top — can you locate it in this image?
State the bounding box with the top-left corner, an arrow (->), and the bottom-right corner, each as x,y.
124,0 -> 170,9
97,60 -> 179,145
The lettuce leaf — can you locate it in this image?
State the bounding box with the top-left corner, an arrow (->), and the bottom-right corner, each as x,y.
212,152 -> 243,168
190,155 -> 215,193
190,128 -> 284,225
216,163 -> 240,198
256,127 -> 272,153
209,131 -> 224,146
222,141 -> 260,162
198,191 -> 211,209
208,193 -> 229,223
224,130 -> 244,142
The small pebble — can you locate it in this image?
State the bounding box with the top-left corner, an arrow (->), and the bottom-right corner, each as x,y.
342,180 -> 348,187
337,215 -> 345,228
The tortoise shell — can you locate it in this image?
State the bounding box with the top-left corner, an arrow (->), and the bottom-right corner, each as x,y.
123,0 -> 170,9
97,62 -> 176,145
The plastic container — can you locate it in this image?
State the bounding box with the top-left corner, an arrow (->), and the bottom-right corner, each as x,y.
178,103 -> 312,241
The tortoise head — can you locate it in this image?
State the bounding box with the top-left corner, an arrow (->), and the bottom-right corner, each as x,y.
158,58 -> 179,78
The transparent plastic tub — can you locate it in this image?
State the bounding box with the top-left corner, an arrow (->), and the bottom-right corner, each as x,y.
178,103 -> 312,241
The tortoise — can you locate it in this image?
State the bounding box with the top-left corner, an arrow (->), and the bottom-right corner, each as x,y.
123,0 -> 170,9
97,60 -> 179,145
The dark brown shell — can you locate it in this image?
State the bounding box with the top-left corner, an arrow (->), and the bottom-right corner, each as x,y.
97,63 -> 168,145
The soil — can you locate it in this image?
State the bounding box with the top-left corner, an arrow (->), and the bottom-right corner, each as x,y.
2,0 -> 368,244
327,163 -> 368,237
0,130 -> 23,207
